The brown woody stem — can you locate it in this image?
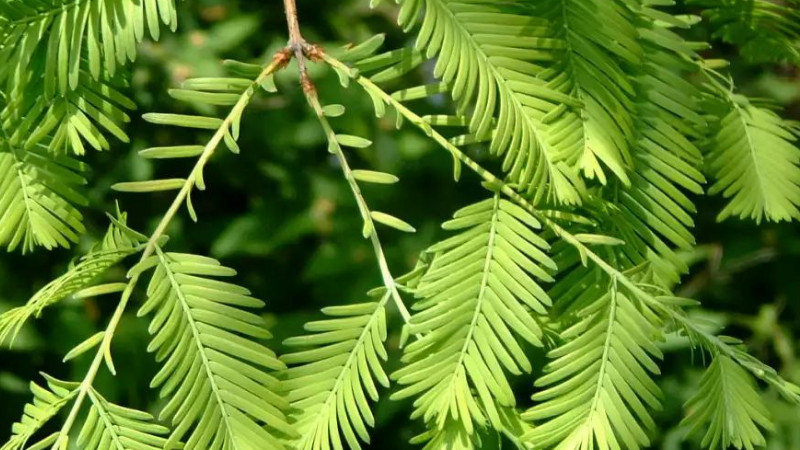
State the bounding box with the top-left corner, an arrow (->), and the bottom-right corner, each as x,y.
282,0 -> 316,92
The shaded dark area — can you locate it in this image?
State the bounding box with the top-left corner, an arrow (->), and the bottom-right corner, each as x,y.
1,1 -> 800,449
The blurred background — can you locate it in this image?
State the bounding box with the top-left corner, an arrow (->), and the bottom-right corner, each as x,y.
1,1 -> 799,448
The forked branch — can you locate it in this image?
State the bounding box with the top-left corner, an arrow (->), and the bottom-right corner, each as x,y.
283,0 -> 319,92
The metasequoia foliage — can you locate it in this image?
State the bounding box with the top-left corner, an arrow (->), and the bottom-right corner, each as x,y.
1,0 -> 800,449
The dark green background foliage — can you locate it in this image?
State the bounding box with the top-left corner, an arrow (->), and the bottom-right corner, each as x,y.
1,0 -> 800,448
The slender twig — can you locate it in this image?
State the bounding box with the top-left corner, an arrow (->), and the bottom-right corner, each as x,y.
302,80 -> 413,326
50,54 -> 289,449
283,0 -> 413,325
282,0 -> 302,46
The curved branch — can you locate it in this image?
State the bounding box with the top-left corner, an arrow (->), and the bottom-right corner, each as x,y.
50,53 -> 290,449
301,76 -> 413,326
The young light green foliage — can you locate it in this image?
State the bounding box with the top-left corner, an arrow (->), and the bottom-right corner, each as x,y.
393,194 -> 555,435
281,295 -> 390,450
321,0 -> 800,444
690,0 -> 800,65
2,374 -> 169,450
523,284 -> 663,450
1,376 -> 78,450
0,214 -> 142,343
706,101 -> 800,223
682,355 -> 773,450
0,145 -> 88,252
2,1 -> 800,450
392,0 -> 583,204
136,250 -> 293,450
0,0 -> 176,253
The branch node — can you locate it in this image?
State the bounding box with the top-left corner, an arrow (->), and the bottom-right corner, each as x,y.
301,73 -> 316,96
273,48 -> 293,68
283,0 -> 323,93
305,44 -> 324,63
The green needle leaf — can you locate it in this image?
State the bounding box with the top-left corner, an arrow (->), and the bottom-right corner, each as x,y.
336,134 -> 372,148
352,170 -> 399,184
370,211 -> 415,233
63,332 -> 105,363
112,179 -> 186,193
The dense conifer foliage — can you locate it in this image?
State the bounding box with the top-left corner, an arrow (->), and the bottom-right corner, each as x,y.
2,0 -> 800,449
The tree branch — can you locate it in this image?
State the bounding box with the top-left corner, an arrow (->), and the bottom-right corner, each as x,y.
283,0 -> 303,47
300,65 -> 414,328
282,0 -> 317,92
50,54 -> 289,450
